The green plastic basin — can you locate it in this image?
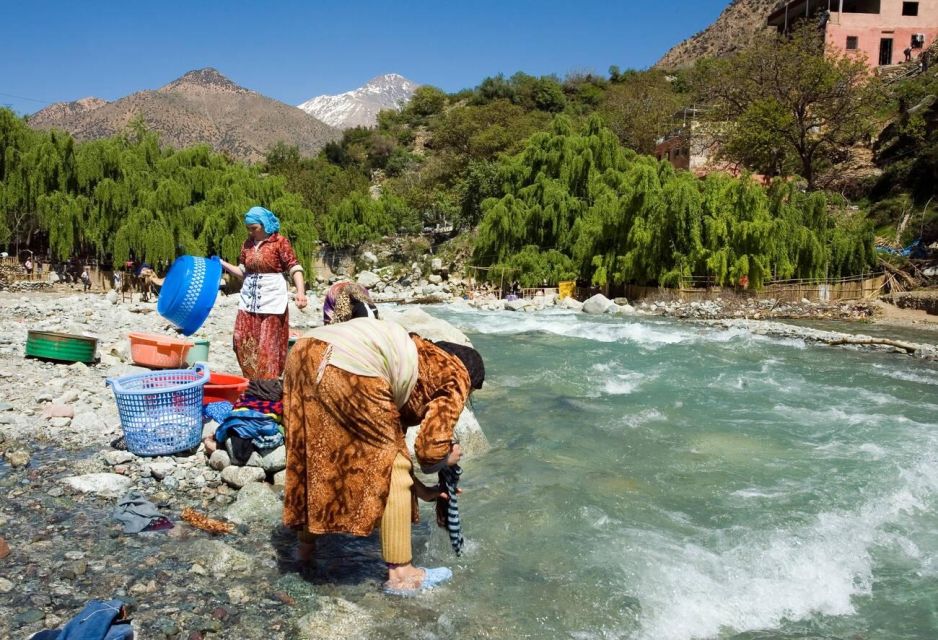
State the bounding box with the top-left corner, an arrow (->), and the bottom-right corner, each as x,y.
25,330 -> 98,364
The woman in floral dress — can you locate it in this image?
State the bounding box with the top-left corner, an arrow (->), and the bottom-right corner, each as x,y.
219,206 -> 307,379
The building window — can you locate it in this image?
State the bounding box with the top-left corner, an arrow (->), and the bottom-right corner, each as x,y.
912,33 -> 925,49
842,0 -> 881,14
846,36 -> 859,50
902,2 -> 919,16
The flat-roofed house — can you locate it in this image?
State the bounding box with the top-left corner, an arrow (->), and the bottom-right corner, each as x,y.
768,0 -> 938,67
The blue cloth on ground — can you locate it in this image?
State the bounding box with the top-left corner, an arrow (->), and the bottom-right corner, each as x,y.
30,599 -> 134,640
243,206 -> 280,234
214,409 -> 283,449
203,401 -> 233,425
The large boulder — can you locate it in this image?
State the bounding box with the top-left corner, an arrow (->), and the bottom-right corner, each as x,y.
381,307 -> 471,345
224,482 -> 282,525
582,294 -> 614,315
560,297 -> 584,312
405,406 -> 489,461
62,473 -> 132,496
355,271 -> 381,289
221,465 -> 266,489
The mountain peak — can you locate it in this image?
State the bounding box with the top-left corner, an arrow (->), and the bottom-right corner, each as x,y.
298,73 -> 420,129
161,68 -> 247,93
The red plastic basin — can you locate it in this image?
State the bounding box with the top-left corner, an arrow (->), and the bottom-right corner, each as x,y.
202,372 -> 249,405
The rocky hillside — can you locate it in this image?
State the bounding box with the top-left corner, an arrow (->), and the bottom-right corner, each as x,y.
297,73 -> 419,129
656,0 -> 782,69
28,68 -> 340,162
28,97 -> 107,127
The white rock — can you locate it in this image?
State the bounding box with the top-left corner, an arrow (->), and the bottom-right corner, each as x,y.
221,465 -> 266,489
431,258 -> 443,272
147,461 -> 176,480
582,294 -> 614,315
70,412 -> 101,431
54,390 -> 80,404
428,274 -> 443,284
356,271 -> 381,289
362,251 -> 378,265
611,304 -> 636,316
272,470 -> 286,486
505,299 -> 528,312
381,307 -> 472,345
106,290 -> 119,304
560,297 -> 584,311
62,473 -> 132,496
103,450 -> 135,466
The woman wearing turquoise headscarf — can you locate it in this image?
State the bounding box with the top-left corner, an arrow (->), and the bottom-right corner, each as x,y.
219,206 -> 308,379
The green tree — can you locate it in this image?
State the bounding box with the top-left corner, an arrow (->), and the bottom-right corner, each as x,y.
695,23 -> 881,189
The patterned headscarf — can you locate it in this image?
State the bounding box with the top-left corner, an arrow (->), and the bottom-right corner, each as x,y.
244,206 -> 280,234
323,281 -> 378,325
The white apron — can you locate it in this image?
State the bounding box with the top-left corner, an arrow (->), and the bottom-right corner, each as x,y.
239,272 -> 288,315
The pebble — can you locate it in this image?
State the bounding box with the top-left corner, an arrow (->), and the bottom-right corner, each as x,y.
103,450 -> 135,466
0,577 -> 13,592
208,449 -> 230,471
0,536 -> 10,559
4,449 -> 30,468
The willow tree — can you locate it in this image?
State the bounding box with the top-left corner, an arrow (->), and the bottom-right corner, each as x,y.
0,109 -> 319,273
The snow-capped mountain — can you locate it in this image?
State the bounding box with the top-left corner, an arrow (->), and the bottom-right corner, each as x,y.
297,73 -> 420,129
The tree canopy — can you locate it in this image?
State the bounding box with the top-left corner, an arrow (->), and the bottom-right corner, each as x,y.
0,110 -> 318,269
473,115 -> 875,288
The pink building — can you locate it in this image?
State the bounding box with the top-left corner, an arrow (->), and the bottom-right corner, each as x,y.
768,0 -> 938,67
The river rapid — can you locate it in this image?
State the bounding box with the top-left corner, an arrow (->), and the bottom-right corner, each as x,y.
409,303 -> 938,639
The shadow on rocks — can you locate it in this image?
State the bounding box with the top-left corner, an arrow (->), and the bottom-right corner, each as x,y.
270,524 -> 386,588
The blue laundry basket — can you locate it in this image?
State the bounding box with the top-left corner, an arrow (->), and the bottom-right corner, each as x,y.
157,256 -> 222,336
107,364 -> 210,456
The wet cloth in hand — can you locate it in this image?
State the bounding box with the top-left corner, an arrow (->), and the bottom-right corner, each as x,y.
112,492 -> 173,534
29,598 -> 134,640
214,409 -> 283,449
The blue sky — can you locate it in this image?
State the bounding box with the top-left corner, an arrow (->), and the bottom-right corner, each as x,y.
2,1 -> 729,115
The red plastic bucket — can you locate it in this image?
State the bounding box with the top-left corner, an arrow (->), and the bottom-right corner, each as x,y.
202,372 -> 249,405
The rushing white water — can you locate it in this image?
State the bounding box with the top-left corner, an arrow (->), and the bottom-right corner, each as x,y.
365,305 -> 938,639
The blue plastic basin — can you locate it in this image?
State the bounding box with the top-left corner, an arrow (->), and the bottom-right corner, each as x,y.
157,256 -> 222,336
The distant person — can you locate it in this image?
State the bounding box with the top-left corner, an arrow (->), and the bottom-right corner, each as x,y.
80,268 -> 91,292
905,47 -> 912,62
24,258 -> 33,276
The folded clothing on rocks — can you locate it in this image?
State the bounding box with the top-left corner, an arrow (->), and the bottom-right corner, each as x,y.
212,379 -> 285,456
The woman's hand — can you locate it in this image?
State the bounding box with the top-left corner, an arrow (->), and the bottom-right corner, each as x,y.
446,443 -> 462,466
294,292 -> 308,310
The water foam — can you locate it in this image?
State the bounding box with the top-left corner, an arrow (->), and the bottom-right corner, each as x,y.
628,452 -> 938,640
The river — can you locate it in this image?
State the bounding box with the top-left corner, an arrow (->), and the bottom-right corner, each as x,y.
384,304 -> 938,639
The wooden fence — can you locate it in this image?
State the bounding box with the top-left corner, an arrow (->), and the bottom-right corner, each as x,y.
622,273 -> 886,304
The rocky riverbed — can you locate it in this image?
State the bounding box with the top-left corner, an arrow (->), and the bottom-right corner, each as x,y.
0,288 -> 489,640
2,283 -> 936,639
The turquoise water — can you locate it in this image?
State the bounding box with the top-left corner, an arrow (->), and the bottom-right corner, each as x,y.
372,305 -> 938,639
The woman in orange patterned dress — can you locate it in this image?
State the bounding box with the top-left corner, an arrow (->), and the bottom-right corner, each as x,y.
283,317 -> 485,594
219,206 -> 307,379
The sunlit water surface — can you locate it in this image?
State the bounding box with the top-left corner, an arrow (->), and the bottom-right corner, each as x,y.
314,305 -> 938,639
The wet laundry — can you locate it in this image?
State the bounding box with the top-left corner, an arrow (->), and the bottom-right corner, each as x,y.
111,492 -> 173,534
29,598 -> 134,640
